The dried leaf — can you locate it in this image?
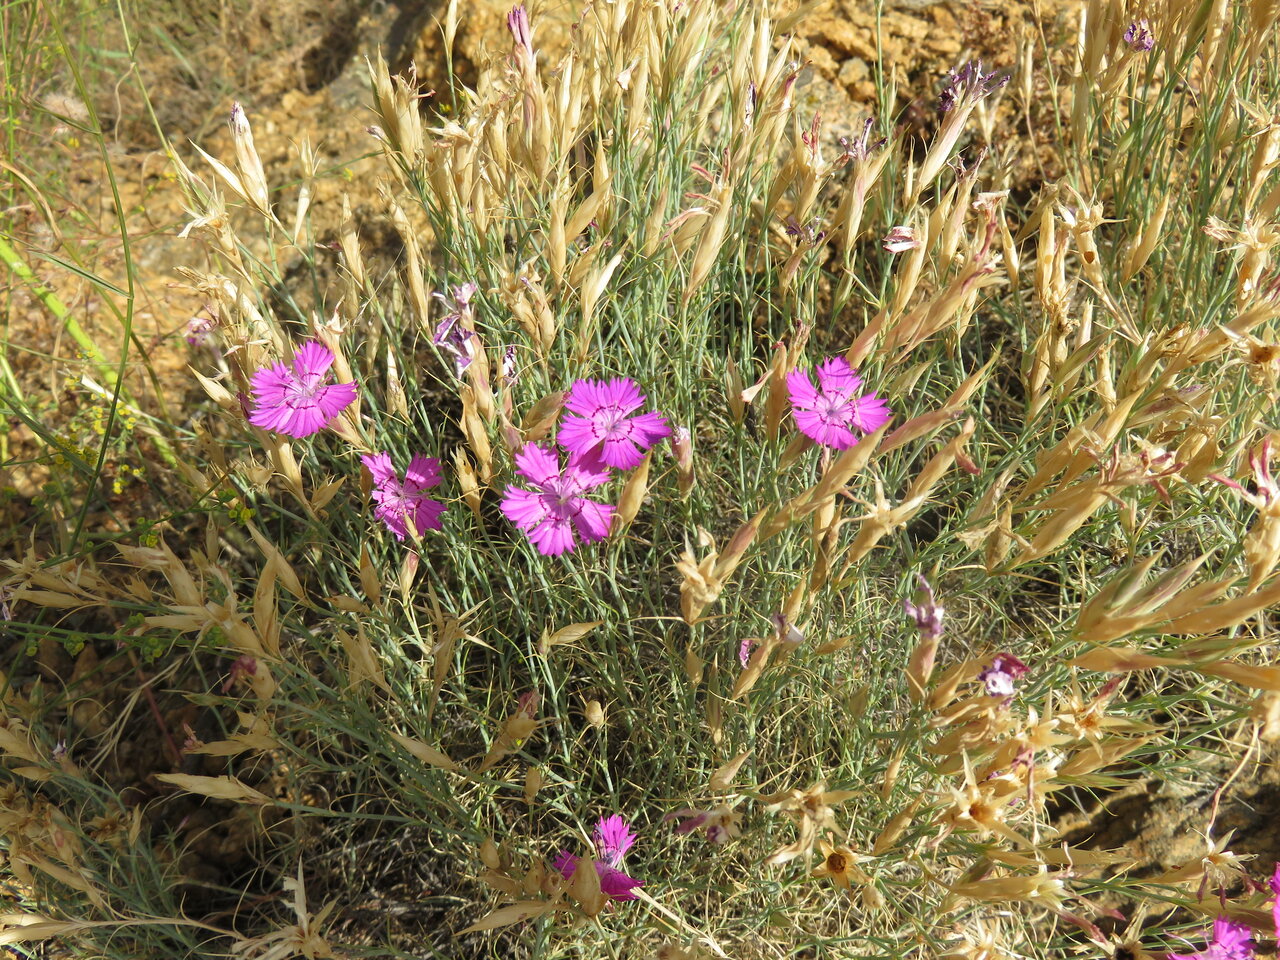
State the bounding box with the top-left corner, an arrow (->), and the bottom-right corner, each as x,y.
458,900 -> 559,934
541,621 -> 603,653
392,733 -> 462,772
154,773 -> 273,805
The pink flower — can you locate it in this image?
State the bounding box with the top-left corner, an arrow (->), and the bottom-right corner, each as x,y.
558,377 -> 671,470
978,652 -> 1029,698
1271,863 -> 1280,938
361,451 -> 446,541
552,814 -> 643,902
551,852 -> 644,901
594,814 -> 637,866
500,444 -> 615,555
1169,917 -> 1255,960
248,341 -> 357,438
786,357 -> 891,449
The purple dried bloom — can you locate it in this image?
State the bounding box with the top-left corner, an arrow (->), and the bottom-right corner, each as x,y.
247,341 -> 357,438
1169,917 -> 1256,960
432,283 -> 479,376
501,345 -> 519,385
771,613 -> 805,646
787,357 -> 891,450
978,652 -> 1029,698
738,638 -> 758,667
904,575 -> 944,640
940,60 -> 1010,112
665,805 -> 742,844
837,118 -> 887,164
1124,20 -> 1155,52
184,312 -> 217,347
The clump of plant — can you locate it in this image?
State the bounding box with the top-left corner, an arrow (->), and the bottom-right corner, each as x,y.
2,0 -> 1280,957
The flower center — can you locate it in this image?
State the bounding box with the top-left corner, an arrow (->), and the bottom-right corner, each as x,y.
594,404 -> 633,439
827,852 -> 848,873
288,371 -> 325,404
816,393 -> 850,422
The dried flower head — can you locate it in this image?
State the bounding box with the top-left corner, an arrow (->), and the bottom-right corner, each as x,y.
940,60 -> 1010,112
1124,20 -> 1155,52
433,282 -> 480,376
811,838 -> 872,892
978,653 -> 1029,698
763,781 -> 856,865
904,575 -> 944,640
882,225 -> 921,254
665,804 -> 742,844
837,117 -> 887,164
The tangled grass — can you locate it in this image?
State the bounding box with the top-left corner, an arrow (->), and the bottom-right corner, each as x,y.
3,0 -> 1280,957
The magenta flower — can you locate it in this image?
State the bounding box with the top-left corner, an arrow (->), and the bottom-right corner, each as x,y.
248,341 -> 357,438
1271,863 -> 1280,938
553,814 -> 643,902
361,451 -> 446,541
500,444 -> 615,555
1169,917 -> 1255,960
558,377 -> 671,470
786,357 -> 891,450
978,652 -> 1029,698
594,815 -> 638,866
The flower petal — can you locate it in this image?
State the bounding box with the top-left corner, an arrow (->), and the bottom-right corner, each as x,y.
514,443 -> 562,486
815,357 -> 863,394
291,341 -> 336,378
